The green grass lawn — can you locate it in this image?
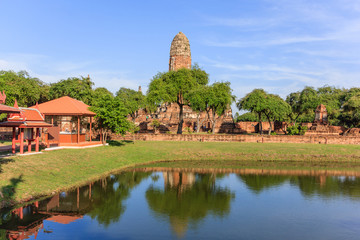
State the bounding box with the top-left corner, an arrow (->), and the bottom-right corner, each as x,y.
0,140 -> 12,146
1,140 -> 360,207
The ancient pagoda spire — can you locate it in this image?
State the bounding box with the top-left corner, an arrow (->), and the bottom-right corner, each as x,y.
169,32 -> 191,71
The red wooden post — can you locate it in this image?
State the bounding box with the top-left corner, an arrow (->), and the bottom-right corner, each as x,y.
28,129 -> 33,153
20,128 -> 24,154
28,141 -> 31,153
35,128 -> 40,152
12,127 -> 16,154
20,207 -> 23,219
89,116 -> 92,142
77,116 -> 80,143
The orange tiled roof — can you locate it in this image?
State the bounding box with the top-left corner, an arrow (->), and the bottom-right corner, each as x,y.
46,215 -> 83,224
31,96 -> 96,116
0,107 -> 52,128
0,104 -> 20,113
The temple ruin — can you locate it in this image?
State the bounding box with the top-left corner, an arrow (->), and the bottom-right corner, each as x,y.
134,32 -> 234,133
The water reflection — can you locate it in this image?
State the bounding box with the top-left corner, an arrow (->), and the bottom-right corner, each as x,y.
0,169 -> 360,239
146,172 -> 235,237
237,173 -> 360,199
0,171 -> 151,239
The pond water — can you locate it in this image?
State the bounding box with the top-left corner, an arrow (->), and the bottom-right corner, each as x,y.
1,169 -> 360,239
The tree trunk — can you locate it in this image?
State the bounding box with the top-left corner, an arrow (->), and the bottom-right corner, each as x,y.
265,113 -> 272,135
212,110 -> 216,134
177,104 -> 184,134
196,112 -> 200,133
258,112 -> 263,135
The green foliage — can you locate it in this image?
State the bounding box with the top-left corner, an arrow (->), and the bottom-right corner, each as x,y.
208,82 -> 234,133
146,173 -> 234,226
87,172 -> 151,227
339,88 -> 360,128
235,112 -> 259,122
0,70 -> 49,107
238,89 -> 290,134
287,124 -> 307,135
286,85 -> 345,125
49,76 -> 94,104
147,67 -> 209,133
151,119 -> 161,132
116,87 -> 145,121
90,94 -> 131,142
185,127 -> 192,134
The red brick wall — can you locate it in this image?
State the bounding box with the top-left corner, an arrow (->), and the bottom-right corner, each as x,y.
115,133 -> 360,145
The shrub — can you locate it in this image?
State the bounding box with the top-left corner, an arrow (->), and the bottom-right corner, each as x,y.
287,124 -> 307,135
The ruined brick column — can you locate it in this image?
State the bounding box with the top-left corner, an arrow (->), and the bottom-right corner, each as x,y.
169,32 -> 191,71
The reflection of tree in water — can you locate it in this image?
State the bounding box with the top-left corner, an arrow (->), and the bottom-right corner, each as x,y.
237,174 -> 289,194
146,172 -> 235,238
87,171 -> 151,227
237,173 -> 360,199
291,176 -> 360,199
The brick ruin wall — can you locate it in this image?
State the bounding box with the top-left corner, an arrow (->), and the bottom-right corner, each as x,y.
133,103 -> 234,134
116,133 -> 360,145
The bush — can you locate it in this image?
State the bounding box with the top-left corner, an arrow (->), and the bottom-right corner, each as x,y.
287,124 -> 307,135
185,127 -> 192,134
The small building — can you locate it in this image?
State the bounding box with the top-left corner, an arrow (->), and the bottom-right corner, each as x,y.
0,101 -> 52,154
31,96 -> 96,145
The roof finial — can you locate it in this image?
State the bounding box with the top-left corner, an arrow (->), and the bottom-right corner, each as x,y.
0,91 -> 6,104
14,99 -> 19,108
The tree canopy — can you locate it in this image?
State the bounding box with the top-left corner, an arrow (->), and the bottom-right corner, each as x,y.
116,87 -> 145,122
49,76 -> 94,104
0,70 -> 49,107
90,94 -> 131,143
147,67 -> 209,134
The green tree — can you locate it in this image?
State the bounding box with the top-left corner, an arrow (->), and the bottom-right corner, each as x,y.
237,89 -> 267,134
116,87 -> 145,123
317,86 -> 343,125
186,86 -> 209,133
147,67 -> 209,134
262,94 -> 291,135
206,82 -> 235,134
0,70 -> 49,107
340,90 -> 360,128
90,94 -> 130,143
93,87 -> 114,100
235,112 -> 259,122
286,87 -> 319,123
49,76 -> 94,104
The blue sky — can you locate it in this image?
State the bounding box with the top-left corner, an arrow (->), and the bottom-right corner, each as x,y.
1,0 -> 360,107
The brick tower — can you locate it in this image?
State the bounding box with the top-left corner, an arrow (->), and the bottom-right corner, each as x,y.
169,32 -> 191,71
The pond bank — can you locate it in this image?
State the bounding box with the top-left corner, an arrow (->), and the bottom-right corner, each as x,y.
1,141 -> 360,209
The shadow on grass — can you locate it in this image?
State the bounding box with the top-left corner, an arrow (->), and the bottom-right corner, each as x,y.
0,174 -> 23,205
0,158 -> 14,173
107,140 -> 135,146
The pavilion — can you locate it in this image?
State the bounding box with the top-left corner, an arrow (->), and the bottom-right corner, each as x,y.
0,98 -> 52,154
31,96 -> 96,146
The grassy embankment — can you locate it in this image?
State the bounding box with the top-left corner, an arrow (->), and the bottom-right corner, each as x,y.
1,140 -> 360,207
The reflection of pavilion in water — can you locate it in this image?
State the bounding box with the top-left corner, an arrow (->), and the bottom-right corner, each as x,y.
163,171 -> 196,192
0,183 -> 93,240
